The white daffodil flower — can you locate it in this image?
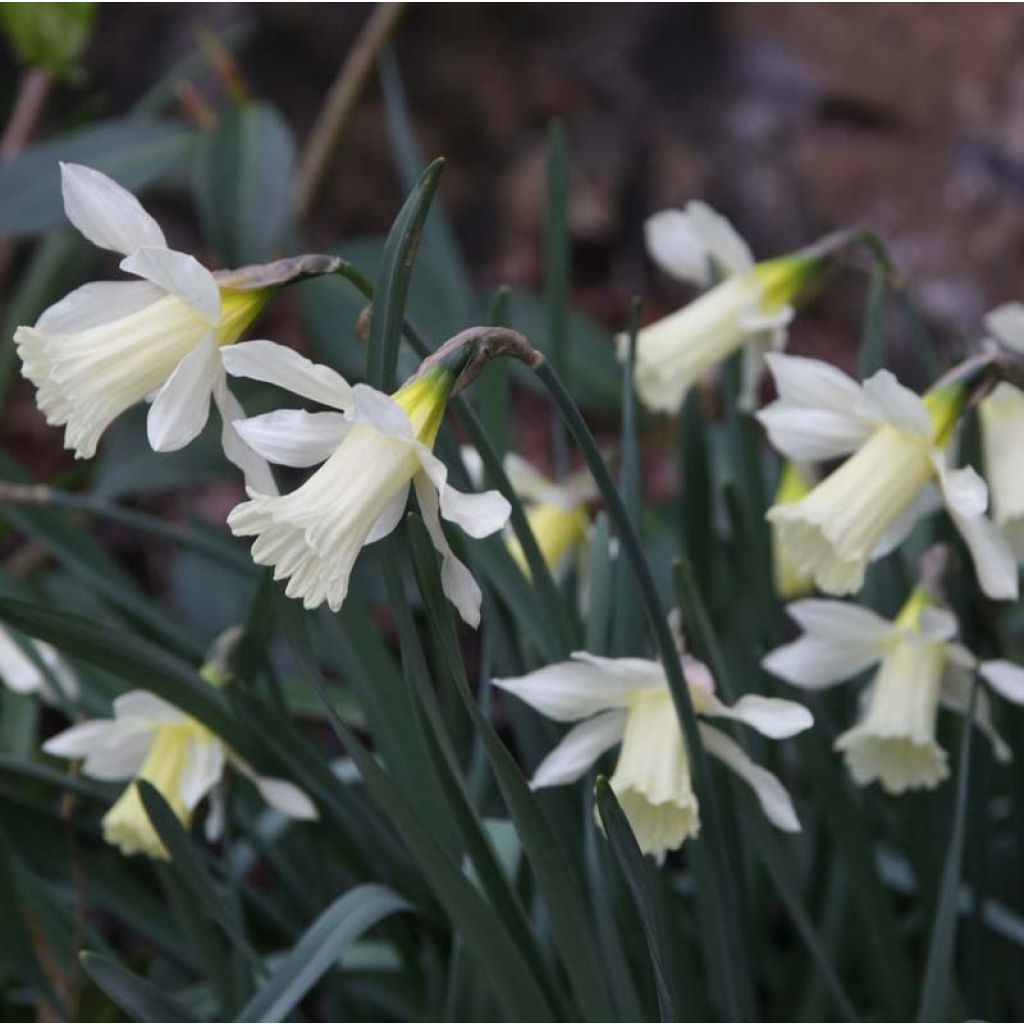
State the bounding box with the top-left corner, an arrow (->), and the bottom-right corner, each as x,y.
0,626 -> 76,702
771,460 -> 816,599
493,650 -> 812,861
44,688 -> 316,858
758,353 -> 1017,600
763,589 -> 1024,794
462,447 -> 596,579
225,345 -> 510,627
623,200 -> 819,414
14,163 -> 275,492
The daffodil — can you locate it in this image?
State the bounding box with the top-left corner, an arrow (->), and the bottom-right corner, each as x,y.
15,162 -> 274,491
759,353 -> 1017,600
225,344 -> 510,626
763,588 -> 1024,793
462,447 -> 596,578
493,650 -> 811,860
771,460 -> 817,599
0,626 -> 76,702
43,688 -> 316,858
624,200 -> 822,414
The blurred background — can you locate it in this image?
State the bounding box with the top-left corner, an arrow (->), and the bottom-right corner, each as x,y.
3,2 -> 1024,521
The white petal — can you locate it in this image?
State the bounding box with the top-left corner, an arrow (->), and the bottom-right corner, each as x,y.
252,776 -> 319,819
502,453 -> 555,502
757,403 -> 873,461
703,693 -> 813,738
949,508 -> 1019,601
699,723 -> 801,832
350,383 -> 413,439
36,280 -> 165,333
44,720 -> 155,780
571,652 -> 667,686
686,200 -> 755,276
460,446 -> 485,488
916,607 -> 959,644
643,209 -> 709,286
179,736 -> 225,810
413,472 -> 482,628
942,668 -> 1012,763
222,340 -> 353,411
857,370 -> 932,437
492,654 -> 653,722
60,162 -> 167,254
233,409 -> 350,468
980,659 -> 1024,705
43,719 -> 124,758
531,709 -> 628,788
212,380 -> 279,496
365,485 -> 409,545
0,628 -> 47,695
764,352 -> 865,412
932,452 -> 989,518
113,691 -> 187,724
986,302 -> 1024,354
786,598 -> 896,645
417,448 -> 511,538
120,247 -> 221,324
146,334 -> 220,452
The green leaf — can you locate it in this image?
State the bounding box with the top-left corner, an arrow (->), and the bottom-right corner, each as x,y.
192,102 -> 296,265
595,777 -> 682,1021
407,514 -> 615,1022
0,116 -> 193,236
237,884 -> 410,1023
80,951 -> 200,1022
858,262 -> 888,376
365,158 -> 445,392
918,683 -> 978,1021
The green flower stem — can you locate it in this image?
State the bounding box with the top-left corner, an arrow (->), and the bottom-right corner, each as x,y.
533,357 -> 754,1020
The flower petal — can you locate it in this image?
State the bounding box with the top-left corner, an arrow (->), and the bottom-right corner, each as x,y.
350,382 -> 413,438
113,690 -> 187,724
212,379 -> 279,496
699,723 -> 801,832
857,369 -> 932,437
146,334 -> 220,452
872,484 -> 942,559
43,719 -> 154,781
251,776 -> 319,819
60,162 -> 167,254
179,735 -> 225,810
120,246 -> 221,324
502,452 -> 555,501
932,452 -> 989,518
986,302 -> 1024,354
36,280 -> 165,333
417,448 -> 510,538
531,709 -> 628,788
233,409 -> 351,468
643,209 -> 709,286
686,200 -> 755,276
757,403 -> 874,461
703,693 -> 813,738
948,507 -> 1019,601
222,340 -> 353,411
764,352 -> 865,412
979,659 -> 1024,704
365,485 -> 410,545
942,667 -> 1012,763
413,472 -> 482,628
786,598 -> 896,645
493,654 -> 653,722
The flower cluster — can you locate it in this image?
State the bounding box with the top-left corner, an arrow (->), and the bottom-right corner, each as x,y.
9,165 -> 1024,867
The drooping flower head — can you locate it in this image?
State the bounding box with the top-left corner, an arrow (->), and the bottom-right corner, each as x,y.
623,201 -> 827,415
15,163 -> 275,491
493,648 -> 811,861
44,681 -> 316,858
763,589 -> 1024,794
759,353 -> 1017,600
225,341 -> 510,626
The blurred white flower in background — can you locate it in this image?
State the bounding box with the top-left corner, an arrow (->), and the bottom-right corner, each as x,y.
494,649 -> 812,861
226,345 -> 510,626
0,626 -> 76,703
623,200 -> 818,414
44,689 -> 316,858
14,163 -> 275,492
760,353 -> 1017,600
763,589 -> 1024,794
